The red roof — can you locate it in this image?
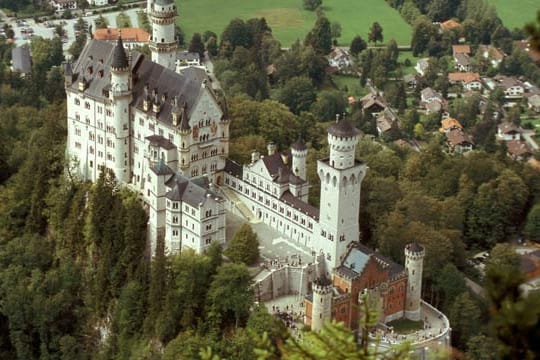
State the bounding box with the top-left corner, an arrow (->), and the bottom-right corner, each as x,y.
93,28 -> 150,42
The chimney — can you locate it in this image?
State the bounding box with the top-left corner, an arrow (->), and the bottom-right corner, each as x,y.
267,142 -> 276,156
251,150 -> 260,164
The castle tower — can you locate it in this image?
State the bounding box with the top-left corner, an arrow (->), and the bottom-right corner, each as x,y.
110,37 -> 132,183
291,137 -> 307,181
404,243 -> 425,321
311,276 -> 333,331
178,102 -> 191,176
149,0 -> 178,70
317,117 -> 367,270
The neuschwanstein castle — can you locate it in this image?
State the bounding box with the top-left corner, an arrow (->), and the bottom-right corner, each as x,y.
65,1 -> 450,351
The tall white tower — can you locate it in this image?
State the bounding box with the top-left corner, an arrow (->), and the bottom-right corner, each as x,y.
291,137 -> 307,181
404,243 -> 425,321
149,0 -> 178,70
317,118 -> 367,270
109,37 -> 132,183
311,276 -> 333,331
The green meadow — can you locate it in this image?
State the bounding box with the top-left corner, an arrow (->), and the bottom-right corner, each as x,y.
176,0 -> 412,47
487,0 -> 539,30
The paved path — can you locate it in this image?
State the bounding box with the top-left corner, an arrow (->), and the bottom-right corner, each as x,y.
465,277 -> 486,299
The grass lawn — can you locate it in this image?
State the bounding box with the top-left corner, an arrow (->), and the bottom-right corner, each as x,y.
331,75 -> 369,98
387,318 -> 423,334
397,50 -> 418,75
487,0 -> 539,30
116,12 -> 132,28
177,0 -> 412,48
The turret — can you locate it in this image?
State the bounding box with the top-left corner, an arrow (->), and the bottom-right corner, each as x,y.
63,62 -> 73,87
109,37 -> 132,183
311,276 -> 333,331
291,137 -> 307,181
404,243 -> 425,321
149,0 -> 178,70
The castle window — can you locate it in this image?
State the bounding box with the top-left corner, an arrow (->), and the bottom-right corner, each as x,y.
90,160 -> 93,168
173,202 -> 179,209
172,230 -> 178,236
172,216 -> 178,224
75,113 -> 80,120
85,102 -> 90,109
74,98 -> 80,105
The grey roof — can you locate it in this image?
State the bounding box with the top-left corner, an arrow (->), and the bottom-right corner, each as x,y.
280,191 -> 319,220
155,0 -> 174,4
165,174 -> 221,207
224,159 -> 243,177
146,135 -> 176,150
150,160 -> 174,176
112,37 -> 129,69
406,242 -> 424,253
328,119 -> 360,137
260,152 -> 306,186
343,248 -> 371,274
176,50 -> 200,62
454,53 -> 470,67
337,243 -> 404,278
69,40 -> 217,128
291,137 -> 307,151
11,46 -> 32,74
421,87 -> 442,100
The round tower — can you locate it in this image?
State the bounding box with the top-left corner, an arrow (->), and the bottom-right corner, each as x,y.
110,37 -> 132,183
311,276 -> 333,331
404,243 -> 425,321
178,102 -> 191,175
327,117 -> 360,170
291,137 -> 307,181
149,0 -> 178,70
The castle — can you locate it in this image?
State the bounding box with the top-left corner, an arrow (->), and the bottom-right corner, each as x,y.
65,1 -> 449,348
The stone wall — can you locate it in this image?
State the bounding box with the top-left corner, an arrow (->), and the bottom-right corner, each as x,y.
255,257 -> 325,302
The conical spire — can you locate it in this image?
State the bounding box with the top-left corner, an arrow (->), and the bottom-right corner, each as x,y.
111,36 -> 129,70
291,136 -> 307,151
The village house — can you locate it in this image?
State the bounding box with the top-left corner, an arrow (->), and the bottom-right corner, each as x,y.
506,140 -> 533,161
446,128 -> 474,153
328,47 -> 353,72
176,51 -> 204,73
497,122 -> 522,141
448,72 -> 482,91
360,92 -> 387,116
477,45 -> 505,68
493,75 -> 525,99
50,0 -> 77,12
439,19 -> 461,33
454,53 -> 472,72
415,58 -> 429,76
88,0 -> 108,5
514,40 -> 540,66
528,94 -> 540,113
93,28 -> 150,50
420,87 -> 446,114
439,117 -> 463,134
376,108 -> 399,137
403,74 -> 418,89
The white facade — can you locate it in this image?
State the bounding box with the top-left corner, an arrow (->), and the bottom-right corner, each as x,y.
65,34 -> 229,256
89,0 -> 108,6
404,243 -> 425,321
311,279 -> 333,331
224,119 -> 366,272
